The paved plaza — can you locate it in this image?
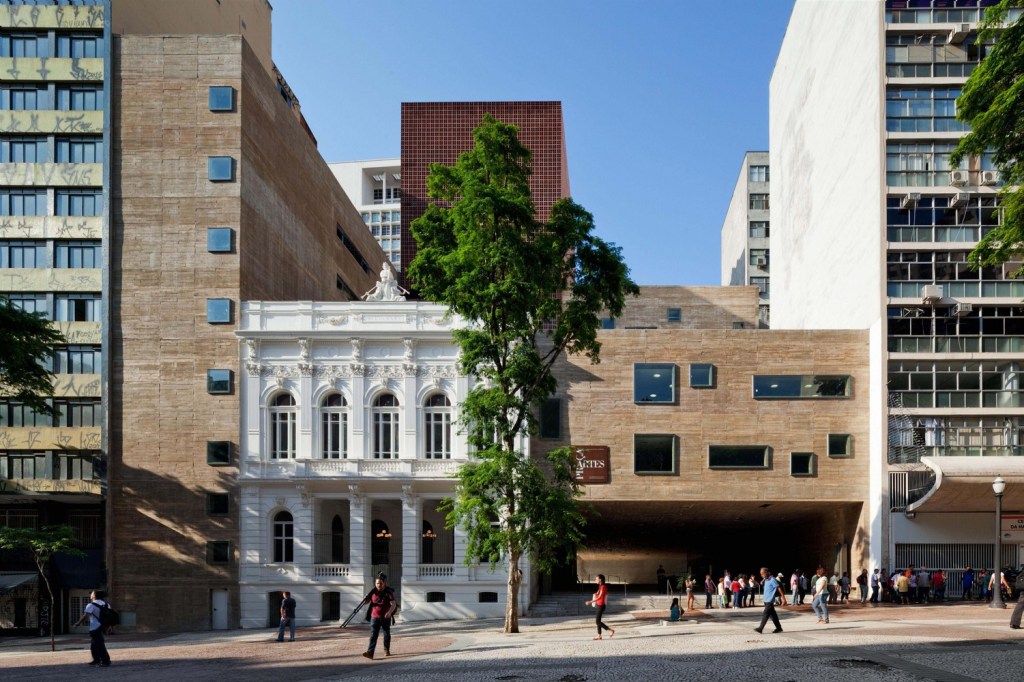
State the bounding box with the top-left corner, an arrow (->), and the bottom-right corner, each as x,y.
3,600 -> 1024,681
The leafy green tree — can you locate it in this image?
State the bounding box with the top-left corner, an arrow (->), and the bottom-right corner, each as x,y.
409,114 -> 637,633
0,525 -> 84,651
951,1 -> 1024,273
0,297 -> 65,417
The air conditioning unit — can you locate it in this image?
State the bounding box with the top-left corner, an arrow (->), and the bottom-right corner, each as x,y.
901,193 -> 921,210
948,23 -> 971,44
953,302 -> 974,317
980,170 -> 1002,186
950,191 -> 970,207
754,257 -> 767,268
921,285 -> 943,304
950,170 -> 970,187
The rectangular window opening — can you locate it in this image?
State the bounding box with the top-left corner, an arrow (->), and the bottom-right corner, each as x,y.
708,445 -> 771,469
634,434 -> 677,475
634,363 -> 677,404
791,452 -> 815,477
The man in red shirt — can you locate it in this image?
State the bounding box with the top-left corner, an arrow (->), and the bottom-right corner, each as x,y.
362,573 -> 398,660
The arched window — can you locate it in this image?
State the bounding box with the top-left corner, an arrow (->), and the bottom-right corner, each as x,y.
273,511 -> 294,563
371,519 -> 391,566
269,394 -> 297,460
424,394 -> 452,459
421,520 -> 435,564
321,393 -> 348,459
372,394 -> 400,459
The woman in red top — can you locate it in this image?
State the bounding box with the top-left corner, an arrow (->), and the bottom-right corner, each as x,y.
585,574 -> 615,639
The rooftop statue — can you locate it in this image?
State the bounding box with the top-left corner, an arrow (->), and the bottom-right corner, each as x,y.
363,261 -> 408,302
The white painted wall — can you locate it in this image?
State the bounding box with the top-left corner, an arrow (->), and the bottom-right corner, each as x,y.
769,0 -> 885,331
721,155 -> 751,287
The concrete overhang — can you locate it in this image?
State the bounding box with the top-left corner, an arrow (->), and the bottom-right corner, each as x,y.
906,457 -> 1024,513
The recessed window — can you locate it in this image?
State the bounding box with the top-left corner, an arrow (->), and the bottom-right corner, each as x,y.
828,434 -> 853,458
749,165 -> 770,183
478,592 -> 498,603
424,394 -> 452,459
207,493 -> 229,515
208,86 -> 235,112
207,228 -> 233,253
667,308 -> 681,322
321,592 -> 341,621
270,394 -> 297,460
207,441 -> 231,466
791,452 -> 815,476
753,375 -> 851,399
708,445 -> 770,469
539,398 -> 561,439
273,511 -> 294,562
634,363 -> 677,404
634,434 -> 677,475
600,318 -> 615,330
206,298 -> 232,324
208,156 -> 234,182
207,369 -> 233,394
426,592 -> 446,603
206,541 -> 230,564
690,364 -> 716,388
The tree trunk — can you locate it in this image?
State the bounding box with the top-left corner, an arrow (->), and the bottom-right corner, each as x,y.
505,550 -> 522,633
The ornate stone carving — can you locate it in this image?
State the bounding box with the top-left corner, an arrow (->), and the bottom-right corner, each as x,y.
298,338 -> 311,361
295,483 -> 310,508
401,484 -> 416,507
351,339 -> 363,362
348,484 -> 363,503
318,314 -> 349,326
363,261 -> 408,301
403,338 -> 416,362
416,365 -> 458,381
313,365 -> 355,380
244,338 -> 263,376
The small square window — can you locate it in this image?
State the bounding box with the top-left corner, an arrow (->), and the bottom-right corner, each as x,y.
208,156 -> 234,182
634,434 -> 677,475
828,434 -> 852,458
791,452 -> 815,476
208,86 -> 235,112
634,363 -> 677,404
207,228 -> 233,253
206,540 -> 230,564
207,492 -> 229,515
667,307 -> 681,322
206,298 -> 232,324
539,398 -> 561,439
207,369 -> 233,394
690,363 -> 716,388
207,441 -> 231,466
600,317 -> 615,330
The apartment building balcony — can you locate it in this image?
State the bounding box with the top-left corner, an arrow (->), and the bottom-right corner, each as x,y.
250,457 -> 464,480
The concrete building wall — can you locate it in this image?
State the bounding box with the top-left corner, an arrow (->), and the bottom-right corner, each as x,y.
610,286 -> 760,330
769,0 -> 885,331
721,158 -> 752,287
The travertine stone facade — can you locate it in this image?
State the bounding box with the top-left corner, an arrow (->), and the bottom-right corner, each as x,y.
110,33 -> 385,632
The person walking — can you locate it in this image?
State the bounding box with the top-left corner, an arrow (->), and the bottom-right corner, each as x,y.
585,574 -> 615,639
75,589 -> 112,667
753,567 -> 786,634
869,568 -> 881,603
1010,571 -> 1024,629
363,573 -> 398,659
276,591 -> 296,642
811,567 -> 830,624
704,574 -> 715,609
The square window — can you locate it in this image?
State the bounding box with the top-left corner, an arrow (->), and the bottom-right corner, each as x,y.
634,434 -> 677,475
828,434 -> 852,458
690,363 -> 716,388
207,441 -> 231,466
207,228 -> 233,253
206,298 -> 232,324
600,317 -> 615,330
206,493 -> 229,515
208,86 -> 235,112
208,156 -> 234,182
791,452 -> 815,476
667,307 -> 681,322
708,445 -> 771,469
539,398 -> 561,439
206,540 -> 230,564
207,369 -> 232,394
634,363 -> 676,404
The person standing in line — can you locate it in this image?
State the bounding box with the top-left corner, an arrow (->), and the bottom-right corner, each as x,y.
790,570 -> 800,606
896,569 -> 911,604
857,569 -> 868,604
276,591 -> 296,642
75,589 -> 112,667
363,573 -> 398,659
962,566 -> 975,600
704,574 -> 715,609
585,574 -> 615,640
717,577 -> 727,609
869,568 -> 881,603
840,572 -> 851,603
811,567 -> 830,624
753,567 -> 785,634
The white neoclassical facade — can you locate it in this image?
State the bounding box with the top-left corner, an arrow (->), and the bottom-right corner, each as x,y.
237,296 -> 526,627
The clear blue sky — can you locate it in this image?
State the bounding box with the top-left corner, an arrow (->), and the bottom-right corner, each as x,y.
269,0 -> 796,286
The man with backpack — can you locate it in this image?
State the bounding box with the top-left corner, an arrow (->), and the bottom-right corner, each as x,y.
76,589 -> 113,667
362,573 -> 398,660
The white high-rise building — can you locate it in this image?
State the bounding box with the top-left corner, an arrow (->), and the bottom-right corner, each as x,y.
771,0 -> 1024,585
331,159 -> 403,269
721,151 -> 771,327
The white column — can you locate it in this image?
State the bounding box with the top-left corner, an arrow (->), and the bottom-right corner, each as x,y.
348,485 -> 369,590
292,485 -> 314,579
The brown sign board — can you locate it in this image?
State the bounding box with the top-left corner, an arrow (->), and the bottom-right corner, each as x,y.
573,446 -> 610,484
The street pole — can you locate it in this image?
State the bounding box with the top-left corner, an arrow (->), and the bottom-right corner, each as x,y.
991,476 -> 1006,609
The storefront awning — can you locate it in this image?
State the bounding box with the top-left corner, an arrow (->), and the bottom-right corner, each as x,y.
907,457 -> 1024,513
0,573 -> 38,595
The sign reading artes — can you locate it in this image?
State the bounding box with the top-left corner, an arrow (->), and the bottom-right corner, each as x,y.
573,446 -> 610,484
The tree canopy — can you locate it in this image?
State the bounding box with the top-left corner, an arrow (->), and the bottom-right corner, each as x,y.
951,1 -> 1024,273
0,298 -> 65,417
409,114 -> 638,633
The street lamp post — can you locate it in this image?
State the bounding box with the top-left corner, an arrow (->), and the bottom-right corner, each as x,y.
991,475 -> 1006,610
